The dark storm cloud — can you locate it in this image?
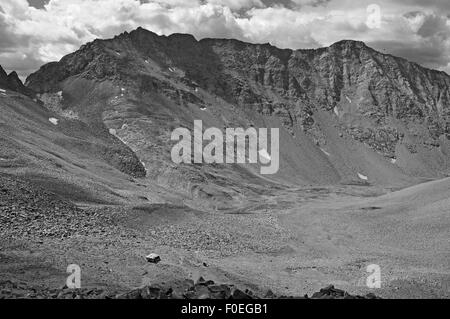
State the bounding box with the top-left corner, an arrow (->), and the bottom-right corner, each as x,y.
416,14 -> 449,38
27,0 -> 49,9
261,0 -> 295,8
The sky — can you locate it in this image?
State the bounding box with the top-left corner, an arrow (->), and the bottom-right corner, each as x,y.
0,0 -> 449,80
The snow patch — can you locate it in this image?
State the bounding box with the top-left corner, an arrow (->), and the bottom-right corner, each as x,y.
391,158 -> 397,164
320,148 -> 331,156
0,89 -> 6,93
140,161 -> 148,173
357,173 -> 368,181
56,91 -> 63,97
49,118 -> 59,125
334,106 -> 339,116
145,60 -> 149,64
345,96 -> 352,103
259,149 -> 271,161
200,106 -> 207,111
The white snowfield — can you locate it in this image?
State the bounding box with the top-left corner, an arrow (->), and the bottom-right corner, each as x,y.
49,118 -> 59,125
259,149 -> 271,161
358,173 -> 368,181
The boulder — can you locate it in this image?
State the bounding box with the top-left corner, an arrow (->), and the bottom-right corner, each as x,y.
145,253 -> 161,263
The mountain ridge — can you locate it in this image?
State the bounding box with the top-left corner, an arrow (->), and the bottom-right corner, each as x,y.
22,27 -> 450,192
26,29 -> 450,83
0,65 -> 33,96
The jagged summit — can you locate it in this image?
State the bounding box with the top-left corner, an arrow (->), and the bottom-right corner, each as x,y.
0,64 -> 33,96
26,26 -> 450,85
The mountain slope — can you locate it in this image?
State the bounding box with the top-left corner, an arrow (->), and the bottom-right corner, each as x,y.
24,28 -> 450,197
0,74 -> 149,205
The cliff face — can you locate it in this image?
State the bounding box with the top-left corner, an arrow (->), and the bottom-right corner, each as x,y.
25,27 -> 450,191
0,65 -> 8,88
26,28 -> 450,150
0,65 -> 34,96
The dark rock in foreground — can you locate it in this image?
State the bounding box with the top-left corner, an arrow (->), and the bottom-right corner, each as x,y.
117,282 -> 380,300
0,279 -> 380,299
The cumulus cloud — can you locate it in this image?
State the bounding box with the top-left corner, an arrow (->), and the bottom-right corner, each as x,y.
207,0 -> 264,11
369,10 -> 450,73
0,0 -> 449,79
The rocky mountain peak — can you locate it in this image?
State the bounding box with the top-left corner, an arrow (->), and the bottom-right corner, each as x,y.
0,65 -> 33,96
7,71 -> 26,91
24,27 -> 450,182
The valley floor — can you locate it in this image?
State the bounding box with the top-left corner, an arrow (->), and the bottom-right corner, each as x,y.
1,173 -> 449,299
